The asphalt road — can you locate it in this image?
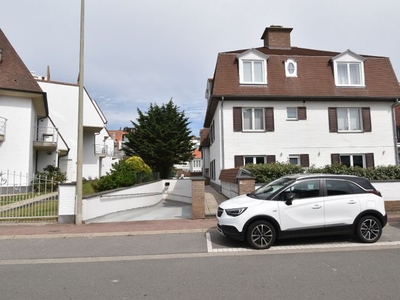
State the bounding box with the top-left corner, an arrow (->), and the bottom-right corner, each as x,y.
0,223 -> 399,300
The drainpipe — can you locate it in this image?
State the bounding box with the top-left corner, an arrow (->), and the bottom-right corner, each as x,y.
391,99 -> 400,165
220,97 -> 225,170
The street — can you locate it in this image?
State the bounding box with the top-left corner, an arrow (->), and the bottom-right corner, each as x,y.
0,223 -> 399,299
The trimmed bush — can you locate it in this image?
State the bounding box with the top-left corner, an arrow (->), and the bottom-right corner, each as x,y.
244,163 -> 400,184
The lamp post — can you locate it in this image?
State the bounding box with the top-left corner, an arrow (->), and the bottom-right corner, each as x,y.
75,0 -> 85,224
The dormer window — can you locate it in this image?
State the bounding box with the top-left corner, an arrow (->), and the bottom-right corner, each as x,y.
285,59 -> 297,77
237,49 -> 268,85
333,50 -> 365,87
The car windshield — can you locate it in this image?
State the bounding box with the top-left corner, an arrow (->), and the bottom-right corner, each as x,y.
251,177 -> 294,199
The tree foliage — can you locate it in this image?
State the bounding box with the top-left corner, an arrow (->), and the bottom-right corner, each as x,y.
123,99 -> 195,179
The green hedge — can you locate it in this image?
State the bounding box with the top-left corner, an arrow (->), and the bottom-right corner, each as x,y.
244,163 -> 400,184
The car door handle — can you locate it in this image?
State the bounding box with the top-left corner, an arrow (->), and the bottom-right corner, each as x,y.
312,205 -> 322,209
347,200 -> 357,204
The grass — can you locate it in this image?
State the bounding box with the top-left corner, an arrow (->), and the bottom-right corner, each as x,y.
83,180 -> 96,195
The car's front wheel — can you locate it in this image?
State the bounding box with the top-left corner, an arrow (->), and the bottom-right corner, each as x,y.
246,220 -> 276,249
356,215 -> 382,243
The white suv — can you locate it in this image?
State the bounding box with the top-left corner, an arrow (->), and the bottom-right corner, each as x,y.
217,174 -> 387,249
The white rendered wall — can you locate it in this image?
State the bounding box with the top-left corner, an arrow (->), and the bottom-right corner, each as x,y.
211,100 -> 396,186
0,96 -> 35,177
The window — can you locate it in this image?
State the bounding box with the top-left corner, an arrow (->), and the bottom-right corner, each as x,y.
286,107 -> 307,121
326,180 -> 351,196
234,155 -> 275,167
287,107 -> 297,119
243,108 -> 264,131
210,121 -> 215,144
285,59 -> 297,77
337,62 -> 362,85
337,108 -> 362,131
237,49 -> 268,85
289,154 -> 310,167
340,154 -> 364,168
328,107 -> 371,133
332,50 -> 365,87
279,180 -> 320,200
210,160 -> 215,180
233,107 -> 274,132
244,156 -> 265,165
331,153 -> 375,168
243,61 -> 264,83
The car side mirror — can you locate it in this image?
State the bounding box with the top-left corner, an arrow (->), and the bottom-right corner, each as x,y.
285,193 -> 295,205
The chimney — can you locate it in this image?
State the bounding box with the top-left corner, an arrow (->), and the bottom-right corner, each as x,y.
261,25 -> 293,49
46,65 -> 51,81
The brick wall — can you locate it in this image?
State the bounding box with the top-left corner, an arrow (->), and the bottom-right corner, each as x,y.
191,178 -> 205,219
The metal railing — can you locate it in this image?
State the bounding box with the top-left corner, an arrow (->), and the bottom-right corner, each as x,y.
94,144 -> 114,157
34,126 -> 58,143
0,170 -> 59,223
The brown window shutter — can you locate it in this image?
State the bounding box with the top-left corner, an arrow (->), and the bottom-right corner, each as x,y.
362,107 -> 372,132
365,153 -> 375,168
265,107 -> 274,131
266,155 -> 276,164
300,154 -> 309,167
331,154 -> 340,164
234,155 -> 244,168
298,107 -> 307,120
233,107 -> 242,132
328,108 -> 338,132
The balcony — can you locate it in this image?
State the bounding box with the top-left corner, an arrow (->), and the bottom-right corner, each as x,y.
33,126 -> 57,151
0,117 -> 6,142
94,144 -> 113,158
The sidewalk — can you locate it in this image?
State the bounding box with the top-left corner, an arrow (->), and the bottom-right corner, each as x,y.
0,185 -> 228,239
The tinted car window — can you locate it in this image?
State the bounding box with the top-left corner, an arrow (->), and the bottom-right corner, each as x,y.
278,180 -> 320,200
348,181 -> 366,194
326,180 -> 351,196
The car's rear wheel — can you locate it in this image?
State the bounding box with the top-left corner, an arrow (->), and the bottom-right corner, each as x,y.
246,220 -> 276,249
356,215 -> 382,243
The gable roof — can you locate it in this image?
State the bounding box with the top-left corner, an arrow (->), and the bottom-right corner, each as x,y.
0,29 -> 48,116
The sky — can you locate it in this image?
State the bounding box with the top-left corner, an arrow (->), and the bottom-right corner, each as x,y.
2,0 -> 400,136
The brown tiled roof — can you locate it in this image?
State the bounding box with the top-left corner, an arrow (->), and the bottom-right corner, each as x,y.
0,29 -> 47,116
0,29 -> 43,93
212,47 -> 400,98
199,128 -> 210,148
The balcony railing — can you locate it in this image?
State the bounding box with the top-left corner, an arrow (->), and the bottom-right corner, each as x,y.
0,117 -> 6,142
94,144 -> 114,157
33,126 -> 57,151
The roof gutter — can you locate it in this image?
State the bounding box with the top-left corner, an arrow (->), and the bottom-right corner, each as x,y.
391,99 -> 400,166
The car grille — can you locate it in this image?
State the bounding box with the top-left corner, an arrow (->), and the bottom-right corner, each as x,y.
217,207 -> 223,217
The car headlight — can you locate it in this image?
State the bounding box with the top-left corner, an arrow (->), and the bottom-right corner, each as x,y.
225,207 -> 247,217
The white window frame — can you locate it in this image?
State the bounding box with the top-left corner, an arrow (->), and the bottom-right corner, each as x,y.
237,49 -> 268,85
242,108 -> 265,131
332,50 -> 365,87
286,107 -> 298,120
289,155 -> 300,165
337,108 -> 362,132
244,156 -> 266,165
285,59 -> 297,77
339,154 -> 365,168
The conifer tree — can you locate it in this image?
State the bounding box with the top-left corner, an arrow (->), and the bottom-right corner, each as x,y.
123,99 -> 195,179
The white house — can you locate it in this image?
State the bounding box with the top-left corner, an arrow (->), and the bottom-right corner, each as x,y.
0,29 -> 115,188
35,77 -> 115,181
201,26 -> 400,191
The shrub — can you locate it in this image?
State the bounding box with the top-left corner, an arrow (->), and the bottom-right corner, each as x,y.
34,165 -> 67,193
92,160 -> 137,192
244,162 -> 400,184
